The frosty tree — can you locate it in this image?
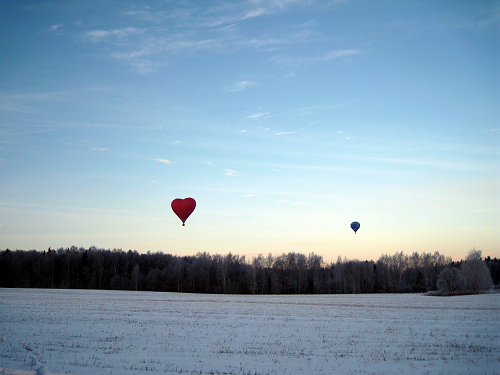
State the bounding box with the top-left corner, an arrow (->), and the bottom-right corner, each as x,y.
437,267 -> 465,295
461,248 -> 493,293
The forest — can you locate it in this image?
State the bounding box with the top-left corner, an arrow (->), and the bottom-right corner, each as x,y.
1,247 -> 498,295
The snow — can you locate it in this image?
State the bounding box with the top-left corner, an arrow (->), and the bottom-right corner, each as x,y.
0,288 -> 499,375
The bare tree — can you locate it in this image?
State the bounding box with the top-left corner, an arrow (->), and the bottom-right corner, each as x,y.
392,251 -> 407,292
437,267 -> 465,295
461,248 -> 493,293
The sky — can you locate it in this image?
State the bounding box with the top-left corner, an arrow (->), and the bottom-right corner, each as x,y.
0,0 -> 499,263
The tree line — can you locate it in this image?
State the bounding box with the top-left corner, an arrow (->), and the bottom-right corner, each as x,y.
1,247 -> 498,295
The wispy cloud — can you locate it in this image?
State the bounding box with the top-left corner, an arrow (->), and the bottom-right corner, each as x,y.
109,35 -> 221,73
155,159 -> 174,164
91,147 -> 110,151
83,27 -> 146,42
50,24 -> 63,31
0,91 -> 69,113
245,112 -> 271,120
243,0 -> 316,18
293,101 -> 356,117
243,8 -> 268,19
73,1 -> 330,73
242,194 -> 256,197
272,49 -> 359,67
121,7 -> 198,22
325,50 -> 358,59
226,80 -> 256,92
275,129 -> 302,135
224,169 -> 242,176
268,153 -> 491,172
247,38 -> 288,48
201,0 -> 312,27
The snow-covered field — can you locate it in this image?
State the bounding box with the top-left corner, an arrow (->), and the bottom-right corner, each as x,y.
0,289 -> 498,375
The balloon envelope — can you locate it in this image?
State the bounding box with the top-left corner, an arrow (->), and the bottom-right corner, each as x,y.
171,198 -> 196,226
350,221 -> 360,234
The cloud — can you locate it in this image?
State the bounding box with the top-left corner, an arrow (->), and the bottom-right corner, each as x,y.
247,38 -> 288,48
243,8 -> 268,19
275,129 -> 302,135
224,169 -> 242,176
201,0 -> 307,26
50,24 -> 63,31
227,80 -> 256,92
302,105 -> 323,110
245,112 -> 271,119
71,1 -> 351,75
240,130 -> 248,133
108,35 -> 221,73
243,0 -> 314,19
155,159 -> 174,164
74,2 -> 339,74
325,50 -> 358,60
271,49 -> 359,68
242,194 -> 256,197
84,27 -> 145,42
121,7 -> 198,23
91,148 -> 110,151
0,91 -> 71,113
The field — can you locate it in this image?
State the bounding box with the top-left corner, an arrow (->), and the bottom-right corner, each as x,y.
0,289 -> 499,375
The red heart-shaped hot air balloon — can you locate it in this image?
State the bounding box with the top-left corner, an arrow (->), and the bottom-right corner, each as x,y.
171,198 -> 196,226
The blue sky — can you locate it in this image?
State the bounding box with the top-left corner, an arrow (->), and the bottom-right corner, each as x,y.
1,0 -> 498,263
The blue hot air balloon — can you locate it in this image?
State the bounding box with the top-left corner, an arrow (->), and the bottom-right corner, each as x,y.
351,221 -> 360,234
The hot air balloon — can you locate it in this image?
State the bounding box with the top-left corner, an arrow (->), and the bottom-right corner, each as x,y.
171,198 -> 196,226
350,221 -> 360,234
